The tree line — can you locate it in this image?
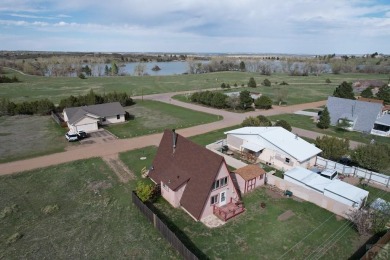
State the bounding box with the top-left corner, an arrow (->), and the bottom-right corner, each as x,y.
0,90 -> 134,116
189,90 -> 273,111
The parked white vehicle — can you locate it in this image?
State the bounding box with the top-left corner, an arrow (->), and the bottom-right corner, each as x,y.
65,132 -> 78,142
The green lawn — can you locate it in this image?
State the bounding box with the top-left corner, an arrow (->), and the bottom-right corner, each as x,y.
151,188 -> 360,260
105,99 -> 222,138
0,158 -> 178,259
268,114 -> 390,146
2,68 -> 388,104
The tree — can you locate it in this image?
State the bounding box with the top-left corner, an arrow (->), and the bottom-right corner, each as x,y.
360,87 -> 374,98
257,115 -> 272,126
220,82 -> 226,89
262,78 -> 271,86
325,78 -> 331,84
315,135 -> 350,161
248,77 -> 257,88
111,62 -> 119,76
78,73 -> 86,79
104,65 -> 110,76
376,85 -> 390,104
241,116 -> 260,127
333,81 -> 355,100
239,61 -> 246,71
254,95 -> 272,109
274,87 -> 288,105
351,143 -> 390,172
274,120 -> 292,132
210,92 -> 227,108
226,94 -> 240,111
134,63 -> 146,76
317,107 -> 330,129
135,181 -> 154,202
239,90 -> 253,110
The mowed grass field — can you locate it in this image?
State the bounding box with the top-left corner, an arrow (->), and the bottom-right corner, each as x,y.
0,158 -> 179,259
1,68 -> 388,104
106,99 -> 221,138
0,115 -> 67,163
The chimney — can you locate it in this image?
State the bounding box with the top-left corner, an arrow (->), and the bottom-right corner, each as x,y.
172,129 -> 177,153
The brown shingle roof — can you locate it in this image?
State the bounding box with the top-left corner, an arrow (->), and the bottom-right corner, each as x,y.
234,165 -> 266,181
149,130 -> 225,220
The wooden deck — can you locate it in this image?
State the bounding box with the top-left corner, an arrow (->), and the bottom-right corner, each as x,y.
213,198 -> 245,221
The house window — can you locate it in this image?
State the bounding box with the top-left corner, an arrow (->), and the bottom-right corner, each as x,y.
285,158 -> 290,163
210,194 -> 219,205
212,177 -> 228,190
117,114 -> 120,119
259,174 -> 264,180
247,178 -> 256,192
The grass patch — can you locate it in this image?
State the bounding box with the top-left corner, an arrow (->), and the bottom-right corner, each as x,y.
152,187 -> 360,259
0,158 -> 178,259
0,115 -> 67,163
106,100 -> 221,138
268,114 -> 390,146
2,68 -> 388,104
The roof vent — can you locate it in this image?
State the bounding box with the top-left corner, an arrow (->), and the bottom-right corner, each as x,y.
172,129 -> 177,154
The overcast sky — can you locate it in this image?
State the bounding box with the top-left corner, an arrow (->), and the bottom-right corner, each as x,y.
1,0 -> 390,54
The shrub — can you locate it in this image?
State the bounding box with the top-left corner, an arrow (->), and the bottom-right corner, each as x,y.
248,77 -> 257,88
274,120 -> 292,132
325,78 -> 331,84
254,95 -> 273,109
257,115 -> 272,126
78,73 -> 86,79
262,79 -> 271,86
135,181 -> 154,202
41,204 -> 60,215
220,83 -> 226,89
241,116 -> 260,126
279,81 -> 289,85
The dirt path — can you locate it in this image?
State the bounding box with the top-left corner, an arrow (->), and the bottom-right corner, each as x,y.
0,92 -> 360,176
102,154 -> 135,183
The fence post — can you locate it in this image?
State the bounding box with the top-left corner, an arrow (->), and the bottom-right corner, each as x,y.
387,177 -> 390,188
368,172 -> 372,183
153,213 -> 157,228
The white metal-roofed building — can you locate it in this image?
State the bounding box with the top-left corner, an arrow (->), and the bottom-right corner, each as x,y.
284,167 -> 369,208
225,127 -> 322,171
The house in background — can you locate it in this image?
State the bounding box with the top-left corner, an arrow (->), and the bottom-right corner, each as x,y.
371,114 -> 390,137
225,127 -> 322,171
284,167 -> 369,208
63,102 -> 126,133
327,96 -> 383,133
148,130 -> 244,223
232,165 -> 266,194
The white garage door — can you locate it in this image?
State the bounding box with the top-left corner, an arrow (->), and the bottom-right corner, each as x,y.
76,123 -> 98,133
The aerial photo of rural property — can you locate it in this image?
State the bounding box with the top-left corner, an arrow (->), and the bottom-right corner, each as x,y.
1,1 -> 390,259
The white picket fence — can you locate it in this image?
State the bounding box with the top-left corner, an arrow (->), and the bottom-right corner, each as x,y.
316,157 -> 390,188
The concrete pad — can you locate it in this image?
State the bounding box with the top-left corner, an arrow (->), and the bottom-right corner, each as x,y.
201,214 -> 226,228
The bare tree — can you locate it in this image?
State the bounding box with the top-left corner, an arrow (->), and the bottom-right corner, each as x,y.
227,94 -> 240,111
134,63 -> 146,76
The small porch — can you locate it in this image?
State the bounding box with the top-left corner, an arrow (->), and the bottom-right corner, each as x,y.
213,198 -> 245,222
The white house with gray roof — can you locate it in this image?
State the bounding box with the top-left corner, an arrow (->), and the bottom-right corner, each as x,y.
371,114 -> 390,137
63,102 -> 126,133
327,96 -> 383,133
225,127 -> 322,171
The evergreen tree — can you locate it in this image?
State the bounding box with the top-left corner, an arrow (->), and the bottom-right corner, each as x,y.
104,65 -> 110,76
248,77 -> 257,88
317,107 -> 330,129
333,81 -> 355,100
274,120 -> 292,132
239,61 -> 246,71
254,95 -> 273,109
360,87 -> 374,98
376,85 -> 390,104
315,136 -> 350,161
239,90 -> 253,109
256,115 -> 272,126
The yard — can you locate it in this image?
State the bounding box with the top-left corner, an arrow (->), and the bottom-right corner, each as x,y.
0,115 -> 67,163
118,145 -> 365,259
0,158 -> 179,259
105,99 -> 222,138
1,68 -> 388,104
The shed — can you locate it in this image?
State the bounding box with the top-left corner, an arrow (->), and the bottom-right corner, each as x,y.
233,165 -> 266,194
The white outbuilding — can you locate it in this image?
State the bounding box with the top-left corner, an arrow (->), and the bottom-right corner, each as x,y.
284,167 -> 369,208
